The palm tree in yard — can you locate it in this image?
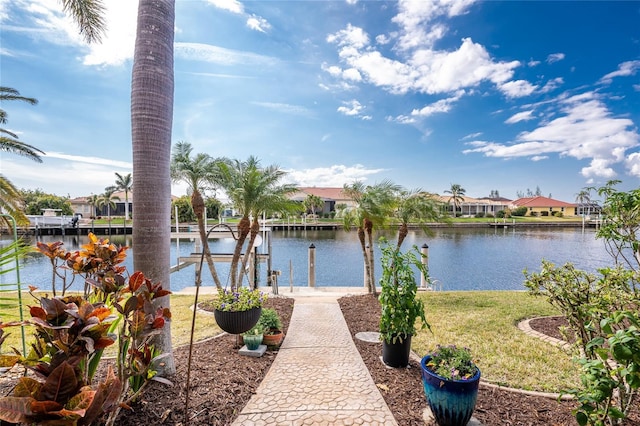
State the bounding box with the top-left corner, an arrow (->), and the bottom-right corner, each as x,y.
341,180 -> 399,294
170,141 -> 223,290
64,0 -> 175,374
114,172 -> 132,220
395,189 -> 447,250
87,193 -> 99,232
0,87 -> 44,226
444,183 -> 466,217
215,156 -> 300,290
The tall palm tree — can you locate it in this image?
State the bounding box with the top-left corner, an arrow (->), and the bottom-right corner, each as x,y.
130,0 -> 176,374
114,172 -> 132,220
341,180 -> 399,293
64,0 -> 175,374
444,183 -> 466,217
87,193 -> 99,232
0,87 -> 44,226
170,141 -> 223,290
395,189 -> 447,249
215,156 -> 300,290
98,187 -> 120,236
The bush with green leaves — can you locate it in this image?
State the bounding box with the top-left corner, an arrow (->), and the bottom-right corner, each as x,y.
257,307 -> 282,333
567,311 -> 640,426
378,240 -> 429,344
511,206 -> 528,216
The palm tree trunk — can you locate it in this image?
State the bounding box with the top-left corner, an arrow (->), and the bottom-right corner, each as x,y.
239,219 -> 261,289
230,216 -> 250,290
192,190 -> 222,289
131,0 -> 176,376
397,223 -> 408,250
357,227 -> 374,294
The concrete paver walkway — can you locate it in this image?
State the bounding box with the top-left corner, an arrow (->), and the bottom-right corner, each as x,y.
232,296 -> 397,426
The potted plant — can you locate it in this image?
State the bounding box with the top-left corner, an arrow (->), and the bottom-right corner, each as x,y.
242,324 -> 264,350
211,287 -> 267,334
420,345 -> 481,426
257,308 -> 285,347
378,240 -> 429,368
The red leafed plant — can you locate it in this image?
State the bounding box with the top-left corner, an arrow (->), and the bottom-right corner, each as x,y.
0,233 -> 172,426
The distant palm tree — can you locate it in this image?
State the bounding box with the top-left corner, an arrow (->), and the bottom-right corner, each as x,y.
444,184 -> 466,217
304,194 -> 324,223
575,187 -> 594,217
98,187 -> 120,236
0,87 -> 44,226
215,156 -> 300,290
170,141 -> 223,290
87,193 -> 99,232
395,189 -> 447,249
114,172 -> 132,220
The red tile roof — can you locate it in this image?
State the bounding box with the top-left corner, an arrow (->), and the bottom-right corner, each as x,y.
511,196 -> 576,208
294,187 -> 350,201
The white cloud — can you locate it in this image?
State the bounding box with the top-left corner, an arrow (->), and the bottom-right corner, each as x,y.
2,0 -> 138,66
175,42 -> 277,66
464,92 -> 640,178
391,0 -> 475,50
505,110 -> 535,124
546,53 -> 565,64
599,60 -> 640,84
462,132 -> 482,140
284,164 -> 385,187
625,152 -> 640,177
540,77 -> 564,93
207,0 -> 244,14
337,99 -> 371,120
528,59 -> 541,67
498,79 -> 537,98
251,102 -> 314,117
531,155 -> 548,161
207,0 -> 271,33
410,90 -> 465,117
634,84 -> 640,92
247,15 -> 271,33
326,23 -> 370,49
3,155 -> 131,198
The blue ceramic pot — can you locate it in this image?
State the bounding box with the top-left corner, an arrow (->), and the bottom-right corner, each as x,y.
420,355 -> 481,426
243,334 -> 263,350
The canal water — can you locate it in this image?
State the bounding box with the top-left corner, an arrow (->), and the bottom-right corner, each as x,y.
1,227 -> 615,292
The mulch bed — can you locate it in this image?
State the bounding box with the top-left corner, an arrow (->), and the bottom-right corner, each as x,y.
2,294 -> 638,425
337,294 -> 640,426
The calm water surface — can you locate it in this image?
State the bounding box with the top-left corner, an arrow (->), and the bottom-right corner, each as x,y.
1,227 -> 613,292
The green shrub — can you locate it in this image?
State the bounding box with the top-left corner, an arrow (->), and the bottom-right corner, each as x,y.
512,206 -> 528,216
474,212 -> 485,218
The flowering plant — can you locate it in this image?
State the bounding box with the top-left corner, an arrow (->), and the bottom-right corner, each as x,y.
426,345 -> 478,381
212,287 -> 266,312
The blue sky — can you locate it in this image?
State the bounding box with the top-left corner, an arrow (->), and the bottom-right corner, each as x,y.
1,0 -> 639,202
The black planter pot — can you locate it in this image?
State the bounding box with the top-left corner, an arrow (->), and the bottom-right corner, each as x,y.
214,307 -> 262,334
382,334 -> 412,368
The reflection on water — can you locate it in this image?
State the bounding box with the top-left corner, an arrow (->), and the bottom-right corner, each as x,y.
1,227 -> 613,292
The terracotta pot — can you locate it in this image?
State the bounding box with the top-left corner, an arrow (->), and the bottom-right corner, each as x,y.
262,329 -> 284,347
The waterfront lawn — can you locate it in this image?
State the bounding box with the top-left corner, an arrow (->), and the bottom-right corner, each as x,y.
412,291 -> 580,393
0,293 -> 221,356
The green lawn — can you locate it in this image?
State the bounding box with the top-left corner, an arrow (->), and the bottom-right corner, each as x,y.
0,293 -> 222,358
412,291 -> 580,393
